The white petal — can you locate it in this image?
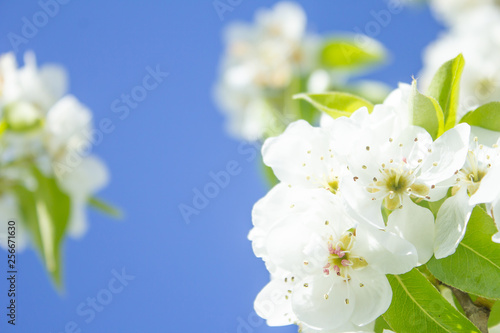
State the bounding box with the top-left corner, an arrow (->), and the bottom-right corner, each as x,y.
262,120 -> 336,187
265,216 -> 316,273
419,124 -> 470,185
292,275 -> 354,330
387,197 -> 435,265
434,188 -> 473,259
470,164 -> 500,205
353,224 -> 418,275
341,177 -> 385,229
350,267 -> 392,326
254,278 -> 296,326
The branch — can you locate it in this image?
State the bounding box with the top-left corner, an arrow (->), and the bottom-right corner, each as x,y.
448,286 -> 491,333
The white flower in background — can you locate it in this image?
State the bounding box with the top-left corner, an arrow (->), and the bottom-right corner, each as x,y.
428,0 -> 500,26
250,185 -> 417,330
214,2 -> 319,141
326,93 -> 470,264
0,51 -> 110,243
420,7 -> 500,119
435,138 -> 500,256
59,156 -> 108,237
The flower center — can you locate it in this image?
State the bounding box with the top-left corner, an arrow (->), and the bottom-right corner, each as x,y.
367,166 -> 429,210
326,178 -> 339,194
323,231 -> 367,278
453,150 -> 490,196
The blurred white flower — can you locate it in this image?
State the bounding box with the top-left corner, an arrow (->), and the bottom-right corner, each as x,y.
428,0 -> 500,26
250,186 -> 417,330
0,51 -> 111,246
214,2 -> 319,141
420,7 -> 500,119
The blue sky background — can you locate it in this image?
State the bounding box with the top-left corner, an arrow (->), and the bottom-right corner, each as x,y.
0,1 -> 443,332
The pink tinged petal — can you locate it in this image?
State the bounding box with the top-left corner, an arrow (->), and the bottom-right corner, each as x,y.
434,188 -> 473,259
419,123 -> 471,185
387,197 -> 435,265
292,276 -> 354,330
349,267 -> 392,326
254,279 -> 296,326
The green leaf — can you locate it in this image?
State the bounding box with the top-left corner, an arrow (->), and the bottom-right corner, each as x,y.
89,197 -> 123,219
374,315 -> 393,333
293,92 -> 374,119
427,206 -> 500,300
13,168 -> 71,288
460,102 -> 500,132
319,37 -> 386,70
384,269 -> 480,332
427,54 -> 465,131
490,301 -> 500,327
409,80 -> 445,139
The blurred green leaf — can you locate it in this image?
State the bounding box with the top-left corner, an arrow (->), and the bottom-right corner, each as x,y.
409,80 -> 445,139
319,37 -> 386,71
293,92 -> 374,119
460,102 -> 500,132
13,167 -> 71,289
384,269 -> 480,332
427,54 -> 465,130
427,206 -> 500,300
89,197 -> 123,219
489,301 -> 500,327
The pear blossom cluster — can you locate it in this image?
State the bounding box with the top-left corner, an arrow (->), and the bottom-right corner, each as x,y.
214,1 -> 315,141
421,2 -> 500,118
214,2 -> 387,142
0,52 -> 109,249
249,81 -> 500,331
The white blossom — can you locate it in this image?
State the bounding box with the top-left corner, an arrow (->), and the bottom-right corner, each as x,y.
250,185 -> 417,330
435,137 -> 500,256
0,51 -> 109,242
214,2 -> 319,141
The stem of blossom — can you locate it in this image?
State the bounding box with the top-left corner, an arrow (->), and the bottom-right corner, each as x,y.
448,286 -> 490,333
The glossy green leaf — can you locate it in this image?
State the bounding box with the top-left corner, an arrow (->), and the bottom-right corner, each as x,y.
293,92 -> 374,119
409,80 -> 445,139
89,197 -> 123,219
384,269 -> 480,332
319,37 -> 386,70
427,54 -> 465,130
427,206 -> 500,299
460,102 -> 500,132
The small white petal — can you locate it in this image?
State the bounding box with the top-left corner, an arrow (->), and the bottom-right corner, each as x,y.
350,267 -> 392,326
292,275 -> 354,330
387,197 -> 435,265
434,188 -> 473,259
